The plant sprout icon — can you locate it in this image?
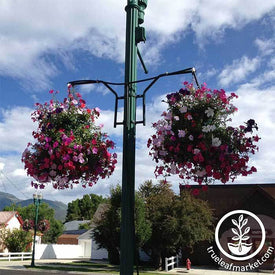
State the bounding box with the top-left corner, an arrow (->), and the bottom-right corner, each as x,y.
227,214 -> 253,256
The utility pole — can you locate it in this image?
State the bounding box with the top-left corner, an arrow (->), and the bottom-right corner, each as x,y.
120,1 -> 147,274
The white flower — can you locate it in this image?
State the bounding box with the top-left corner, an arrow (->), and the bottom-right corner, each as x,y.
212,137 -> 221,147
189,135 -> 194,141
174,116 -> 179,121
165,112 -> 172,120
202,126 -> 208,133
170,163 -> 177,174
159,150 -> 168,156
178,130 -> 186,138
210,125 -> 216,131
179,106 -> 187,113
193,148 -> 200,155
196,169 -> 206,177
202,125 -> 216,133
164,124 -> 172,131
205,107 -> 214,117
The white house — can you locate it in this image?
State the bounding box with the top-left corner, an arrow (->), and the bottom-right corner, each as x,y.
0,211 -> 23,230
58,219 -> 108,259
0,211 -> 24,252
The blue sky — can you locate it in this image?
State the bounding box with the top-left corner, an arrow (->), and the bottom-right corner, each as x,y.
0,0 -> 274,204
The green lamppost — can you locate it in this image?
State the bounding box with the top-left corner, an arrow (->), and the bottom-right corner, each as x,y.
30,193 -> 42,267
68,1 -> 198,274
120,1 -> 147,274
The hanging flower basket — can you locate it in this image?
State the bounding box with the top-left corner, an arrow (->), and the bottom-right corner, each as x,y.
22,85 -> 117,189
38,219 -> 50,232
148,82 -> 260,185
22,219 -> 34,231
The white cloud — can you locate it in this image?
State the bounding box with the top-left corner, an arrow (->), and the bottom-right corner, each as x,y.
77,84 -> 112,97
190,0 -> 275,42
228,86 -> 275,183
0,37 -> 58,90
0,0 -> 125,89
236,67 -> 275,90
0,107 -> 34,153
218,56 -> 260,87
11,168 -> 26,177
205,68 -> 218,79
0,1 -> 274,88
0,155 -> 31,199
255,38 -> 275,56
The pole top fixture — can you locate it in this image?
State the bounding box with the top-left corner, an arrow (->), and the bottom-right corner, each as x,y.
33,193 -> 42,200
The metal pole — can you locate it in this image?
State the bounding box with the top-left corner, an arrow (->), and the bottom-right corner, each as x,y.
30,194 -> 41,267
120,1 -> 138,274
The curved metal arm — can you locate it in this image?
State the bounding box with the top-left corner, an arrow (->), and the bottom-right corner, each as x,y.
67,67 -> 200,127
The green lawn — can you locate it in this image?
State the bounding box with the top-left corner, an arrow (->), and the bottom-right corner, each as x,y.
25,261 -> 166,275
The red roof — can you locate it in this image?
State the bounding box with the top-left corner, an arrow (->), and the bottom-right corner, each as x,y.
0,211 -> 24,227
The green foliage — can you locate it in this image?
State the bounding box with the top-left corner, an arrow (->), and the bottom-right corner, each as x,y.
42,219 -> 64,244
92,185 -> 151,265
78,222 -> 91,230
4,202 -> 55,221
138,180 -> 214,270
173,190 -> 214,250
66,193 -> 107,222
135,195 -> 152,249
1,228 -> 32,252
139,180 -> 175,269
91,180 -> 213,269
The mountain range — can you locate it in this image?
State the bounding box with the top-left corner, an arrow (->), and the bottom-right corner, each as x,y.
0,191 -> 67,221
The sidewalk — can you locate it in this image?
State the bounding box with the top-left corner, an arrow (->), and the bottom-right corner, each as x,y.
0,259 -> 108,275
0,260 -> 273,274
169,266 -> 273,275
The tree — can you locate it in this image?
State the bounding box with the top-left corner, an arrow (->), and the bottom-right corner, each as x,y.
1,228 -> 32,252
139,180 -> 176,269
66,193 -> 107,222
92,186 -> 121,264
41,219 -> 64,244
78,222 -> 91,230
139,180 -> 214,270
4,202 -> 54,222
92,185 -> 151,265
65,199 -> 81,221
134,193 -> 152,268
173,190 -> 214,253
3,202 -> 64,244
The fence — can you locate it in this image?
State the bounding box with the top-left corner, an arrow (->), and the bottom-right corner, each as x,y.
0,252 -> 32,261
165,255 -> 179,272
35,244 -> 83,259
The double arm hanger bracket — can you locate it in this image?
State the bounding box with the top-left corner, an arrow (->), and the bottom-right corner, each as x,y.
68,67 -> 199,128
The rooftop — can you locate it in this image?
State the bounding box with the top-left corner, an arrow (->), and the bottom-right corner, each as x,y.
0,211 -> 22,225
